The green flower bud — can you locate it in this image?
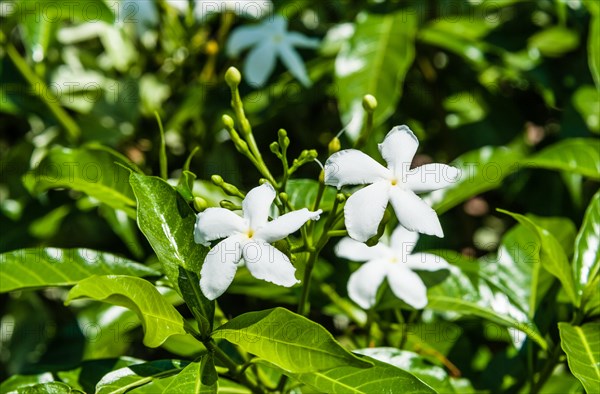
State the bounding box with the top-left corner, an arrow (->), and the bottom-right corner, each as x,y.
270,141 -> 280,155
225,67 -> 242,88
278,128 -> 287,139
319,169 -> 325,184
220,199 -> 240,210
222,114 -> 235,129
211,175 -> 224,186
328,137 -> 341,155
222,182 -> 244,198
279,192 -> 288,204
362,94 -> 378,112
193,197 -> 208,212
336,193 -> 346,203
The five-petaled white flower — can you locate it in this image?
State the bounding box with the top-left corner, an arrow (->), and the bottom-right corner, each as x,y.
336,226 -> 449,309
194,183 -> 322,300
324,125 -> 460,242
227,15 -> 319,87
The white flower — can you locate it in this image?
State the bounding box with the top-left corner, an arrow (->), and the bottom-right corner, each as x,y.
194,183 -> 322,300
226,15 -> 319,87
336,226 -> 449,309
324,125 -> 460,242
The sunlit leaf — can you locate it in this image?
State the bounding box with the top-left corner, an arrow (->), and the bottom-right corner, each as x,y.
66,275 -> 187,348
285,179 -> 336,211
573,191 -> 600,308
528,26 -> 580,57
572,86 -> 600,133
95,359 -> 187,394
162,354 -> 218,394
559,322 -> 600,394
524,139 -> 600,180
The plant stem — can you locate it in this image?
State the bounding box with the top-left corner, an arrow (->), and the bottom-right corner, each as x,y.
6,43 -> 80,142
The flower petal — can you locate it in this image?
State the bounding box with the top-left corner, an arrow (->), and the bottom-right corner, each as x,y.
324,149 -> 391,189
406,253 -> 450,271
405,164 -> 461,193
243,240 -> 299,287
243,183 -> 276,230
344,181 -> 391,242
387,265 -> 428,309
278,44 -> 312,87
347,259 -> 389,309
226,24 -> 266,56
389,187 -> 443,238
390,226 -> 419,255
244,42 -> 277,87
286,32 -> 320,48
194,208 -> 246,246
199,235 -> 245,300
335,237 -> 391,261
254,208 -> 322,243
378,125 -> 419,177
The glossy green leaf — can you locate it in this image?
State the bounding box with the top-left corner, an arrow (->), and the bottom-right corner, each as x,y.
23,146 -> 138,218
582,275 -> 600,318
573,85 -> 600,133
528,26 -> 579,57
280,355 -> 435,393
0,373 -> 54,394
176,171 -> 197,203
213,308 -> 371,372
335,10 -> 417,138
285,179 -> 336,211
573,191 -> 600,306
130,173 -> 214,335
0,248 -> 159,293
524,139 -> 600,180
56,357 -> 144,393
66,275 -> 187,348
418,23 -> 487,69
428,145 -> 526,215
585,0 -> 600,88
95,359 -> 188,394
499,210 -> 578,306
559,322 -> 600,393
354,348 -> 464,393
13,382 -> 76,394
162,354 -> 218,394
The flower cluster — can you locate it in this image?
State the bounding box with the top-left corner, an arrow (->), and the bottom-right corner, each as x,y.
194,123 -> 459,309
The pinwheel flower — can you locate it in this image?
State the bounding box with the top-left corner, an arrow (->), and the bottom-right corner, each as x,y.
226,15 -> 319,87
336,226 -> 449,309
324,125 -> 460,242
195,183 -> 322,300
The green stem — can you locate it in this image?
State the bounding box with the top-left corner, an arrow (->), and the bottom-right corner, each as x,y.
204,339 -> 264,394
6,43 -> 80,141
154,112 -> 168,180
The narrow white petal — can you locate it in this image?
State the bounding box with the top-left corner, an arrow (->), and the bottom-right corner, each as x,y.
243,240 -> 299,287
278,44 -> 312,87
347,260 -> 389,309
406,253 -> 450,271
199,235 -> 245,300
344,181 -> 391,242
389,187 -> 444,238
244,42 -> 277,87
387,265 -> 428,309
255,208 -> 322,243
379,125 -> 419,178
226,24 -> 267,56
243,183 -> 275,230
286,32 -> 320,48
390,226 -> 419,255
324,149 -> 391,189
265,14 -> 287,33
194,208 -> 246,246
335,237 -> 392,261
405,164 -> 461,193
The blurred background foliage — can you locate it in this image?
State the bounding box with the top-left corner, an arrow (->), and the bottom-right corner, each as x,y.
0,0 -> 599,392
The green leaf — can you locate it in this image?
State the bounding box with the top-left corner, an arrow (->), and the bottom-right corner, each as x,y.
162,354 -> 218,394
176,171 -> 197,203
524,139 -> 600,180
559,322 -> 600,393
66,275 -> 187,348
0,373 -> 54,394
285,179 -> 336,211
0,248 -> 159,293
528,26 -> 580,57
129,173 -> 214,336
573,191 -> 600,307
499,209 -> 578,306
585,0 -> 600,88
335,10 -> 417,138
56,357 -> 144,393
354,348 -> 463,393
213,308 -> 371,372
279,355 -> 435,393
582,276 -> 600,318
429,145 -> 526,215
95,360 -> 188,394
13,382 -> 76,394
23,146 -> 138,218
573,85 -> 600,133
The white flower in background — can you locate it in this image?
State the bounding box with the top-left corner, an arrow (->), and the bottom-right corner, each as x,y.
166,1 -> 273,22
324,125 -> 460,242
336,226 -> 449,309
195,183 -> 322,300
227,15 -> 320,87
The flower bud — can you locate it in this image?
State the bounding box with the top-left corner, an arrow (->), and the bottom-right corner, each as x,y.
211,175 -> 224,186
270,141 -> 280,155
278,128 -> 287,139
205,40 -> 219,55
319,169 -> 325,184
362,94 -> 378,112
193,196 -> 208,212
220,200 -> 239,210
225,67 -> 242,88
328,137 -> 341,155
336,193 -> 346,203
279,192 -> 288,204
222,114 -> 235,129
